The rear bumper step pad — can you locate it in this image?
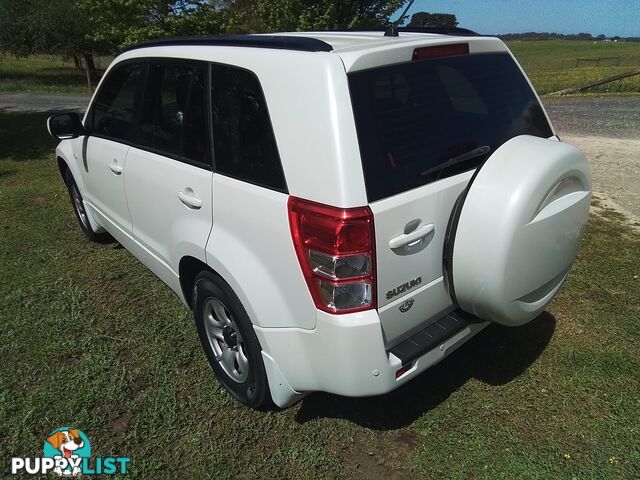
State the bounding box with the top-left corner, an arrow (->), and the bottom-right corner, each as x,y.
389,310 -> 478,365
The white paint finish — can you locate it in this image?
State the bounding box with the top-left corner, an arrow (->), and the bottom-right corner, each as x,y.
55,140 -> 103,234
377,277 -> 454,347
260,351 -> 308,408
369,171 -> 473,343
453,135 -> 591,326
336,35 -> 508,72
123,147 -> 213,279
83,136 -> 133,232
254,309 -> 389,395
205,174 -> 317,329
255,309 -> 489,396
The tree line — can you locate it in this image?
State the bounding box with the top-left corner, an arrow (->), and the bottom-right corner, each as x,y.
2,0 -> 632,91
0,0 -> 405,89
497,32 -> 640,42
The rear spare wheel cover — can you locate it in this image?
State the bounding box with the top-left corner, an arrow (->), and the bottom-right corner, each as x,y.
451,135 -> 591,326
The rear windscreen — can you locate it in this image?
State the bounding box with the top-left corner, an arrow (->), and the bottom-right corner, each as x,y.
348,52 -> 553,202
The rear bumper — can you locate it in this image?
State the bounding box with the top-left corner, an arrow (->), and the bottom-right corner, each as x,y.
254,308 -> 489,399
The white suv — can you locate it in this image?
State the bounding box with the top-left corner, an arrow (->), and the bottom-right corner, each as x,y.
48,29 -> 591,409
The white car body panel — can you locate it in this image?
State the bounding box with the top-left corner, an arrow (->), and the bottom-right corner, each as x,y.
124,147 -> 213,287
83,137 -> 132,233
205,174 -> 317,330
453,135 -> 591,325
370,170 -> 473,346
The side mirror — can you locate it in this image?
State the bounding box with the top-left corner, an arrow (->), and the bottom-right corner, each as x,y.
46,112 -> 86,140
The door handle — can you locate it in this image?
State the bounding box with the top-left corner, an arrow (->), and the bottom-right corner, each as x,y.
109,161 -> 123,175
178,189 -> 202,209
389,224 -> 434,250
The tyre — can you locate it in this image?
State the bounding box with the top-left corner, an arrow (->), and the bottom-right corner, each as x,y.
193,271 -> 272,409
64,170 -> 111,243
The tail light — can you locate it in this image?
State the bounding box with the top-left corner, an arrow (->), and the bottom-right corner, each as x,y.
288,197 -> 376,314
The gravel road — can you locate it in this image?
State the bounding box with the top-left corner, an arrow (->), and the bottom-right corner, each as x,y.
0,93 -> 90,112
543,96 -> 640,223
543,96 -> 640,140
1,92 -> 638,222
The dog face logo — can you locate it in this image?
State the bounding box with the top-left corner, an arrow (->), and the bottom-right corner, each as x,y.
43,427 -> 91,477
47,429 -> 84,459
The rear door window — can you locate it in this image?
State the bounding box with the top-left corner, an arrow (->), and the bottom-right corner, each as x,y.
348,52 -> 553,201
138,61 -> 210,166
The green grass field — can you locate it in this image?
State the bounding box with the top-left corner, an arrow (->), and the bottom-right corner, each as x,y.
507,40 -> 640,95
1,112 -> 639,478
0,55 -> 110,95
1,40 -> 640,96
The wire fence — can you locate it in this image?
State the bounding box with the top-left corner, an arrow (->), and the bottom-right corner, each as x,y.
519,55 -> 640,72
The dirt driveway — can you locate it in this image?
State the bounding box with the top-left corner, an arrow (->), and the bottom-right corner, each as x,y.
543,96 -> 640,224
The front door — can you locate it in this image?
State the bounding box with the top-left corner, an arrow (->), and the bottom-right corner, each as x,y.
83,62 -> 144,236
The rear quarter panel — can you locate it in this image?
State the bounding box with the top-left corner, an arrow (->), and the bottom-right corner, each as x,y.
205,174 -> 317,329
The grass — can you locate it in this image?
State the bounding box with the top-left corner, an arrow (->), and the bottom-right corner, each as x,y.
0,55 -> 110,96
507,40 -> 640,95
1,113 -> 639,479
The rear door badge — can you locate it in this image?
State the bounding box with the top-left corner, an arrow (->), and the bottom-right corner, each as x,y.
399,299 -> 414,313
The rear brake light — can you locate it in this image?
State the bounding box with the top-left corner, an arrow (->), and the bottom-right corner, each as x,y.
288,197 -> 376,314
412,43 -> 469,61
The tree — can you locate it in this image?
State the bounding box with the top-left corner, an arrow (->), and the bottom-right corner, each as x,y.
408,11 -> 458,28
223,0 -> 405,33
0,0 -> 409,90
0,0 -> 223,91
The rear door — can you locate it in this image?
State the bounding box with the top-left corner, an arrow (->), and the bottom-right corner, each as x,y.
124,60 -> 213,287
348,50 -> 553,347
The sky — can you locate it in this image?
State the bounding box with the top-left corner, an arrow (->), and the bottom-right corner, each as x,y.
393,0 -> 640,37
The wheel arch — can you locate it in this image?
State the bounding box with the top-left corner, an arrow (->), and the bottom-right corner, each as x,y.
179,255 -> 216,309
57,156 -> 69,180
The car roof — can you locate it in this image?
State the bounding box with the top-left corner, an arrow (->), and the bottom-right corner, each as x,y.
123,28 -> 480,55
271,28 -> 479,53
118,28 -> 505,73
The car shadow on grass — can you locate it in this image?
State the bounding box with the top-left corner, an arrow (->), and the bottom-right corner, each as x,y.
0,111 -> 57,161
295,311 -> 556,429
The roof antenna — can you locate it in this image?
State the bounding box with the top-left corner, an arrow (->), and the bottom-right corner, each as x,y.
384,0 -> 415,37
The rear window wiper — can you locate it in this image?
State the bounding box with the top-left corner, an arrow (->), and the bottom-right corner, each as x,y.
419,145 -> 491,177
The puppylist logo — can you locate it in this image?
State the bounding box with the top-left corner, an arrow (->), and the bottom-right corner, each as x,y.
10,427 -> 130,477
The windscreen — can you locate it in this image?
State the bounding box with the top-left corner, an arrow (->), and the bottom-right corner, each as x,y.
348,52 -> 553,202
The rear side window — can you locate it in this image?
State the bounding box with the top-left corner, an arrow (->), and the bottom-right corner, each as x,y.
91,63 -> 142,141
139,62 -> 209,165
210,64 -> 286,192
349,52 -> 553,201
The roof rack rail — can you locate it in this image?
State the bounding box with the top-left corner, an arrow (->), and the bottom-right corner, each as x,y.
332,26 -> 479,37
122,34 -> 334,53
